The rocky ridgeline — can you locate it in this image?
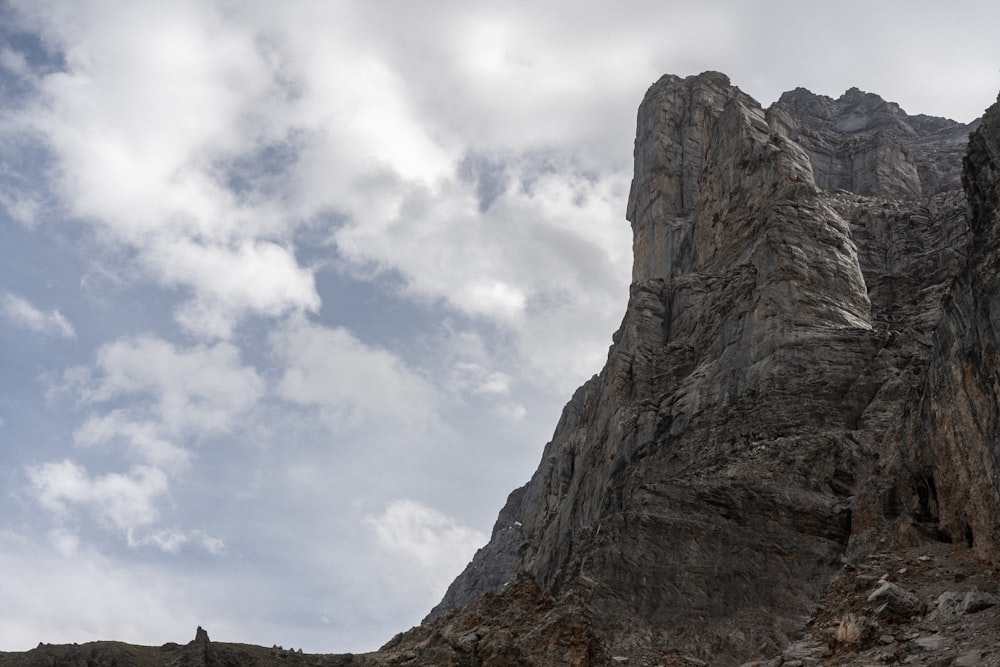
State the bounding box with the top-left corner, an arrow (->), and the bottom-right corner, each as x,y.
2,73 -> 998,667
0,627 -> 359,667
410,72 -> 998,665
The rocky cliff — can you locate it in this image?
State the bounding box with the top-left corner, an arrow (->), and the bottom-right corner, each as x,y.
413,73 -> 999,665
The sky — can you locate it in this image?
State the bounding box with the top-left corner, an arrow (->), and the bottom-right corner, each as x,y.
1,0 -> 998,654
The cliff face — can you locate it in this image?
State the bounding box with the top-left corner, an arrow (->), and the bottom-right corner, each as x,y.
883,93 -> 1000,552
419,73 -> 998,665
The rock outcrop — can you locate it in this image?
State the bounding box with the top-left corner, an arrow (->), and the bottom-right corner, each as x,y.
885,91 -> 1000,555
0,628 -> 368,667
421,73 -> 997,665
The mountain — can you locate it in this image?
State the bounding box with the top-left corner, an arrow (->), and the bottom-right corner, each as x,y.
3,72 -> 999,667
398,72 -> 999,665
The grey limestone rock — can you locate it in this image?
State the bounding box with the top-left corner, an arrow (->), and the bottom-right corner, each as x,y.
929,589 -> 1000,621
771,86 -> 976,198
425,72 -> 999,665
866,581 -> 925,618
855,92 -> 1000,558
423,485 -> 527,620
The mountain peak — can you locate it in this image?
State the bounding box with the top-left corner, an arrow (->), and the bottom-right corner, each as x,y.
406,72 -> 1000,665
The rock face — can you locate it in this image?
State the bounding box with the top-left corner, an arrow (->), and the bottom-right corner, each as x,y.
0,628 -> 369,667
424,73 -> 997,664
772,86 -> 974,198
885,91 -> 1000,554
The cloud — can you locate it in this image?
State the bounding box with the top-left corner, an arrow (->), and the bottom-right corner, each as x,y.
130,529 -> 225,555
0,530 -> 238,650
0,46 -> 30,76
332,158 -> 632,391
272,320 -> 437,428
365,499 -> 486,592
498,403 -> 527,421
30,335 -> 263,549
4,1 -> 633,385
74,413 -> 190,470
26,459 -> 224,555
445,361 -> 525,421
81,336 -> 264,437
47,528 -> 81,557
151,239 -> 320,340
1,292 -> 75,338
6,1 -> 319,339
450,363 -> 512,396
27,459 -> 168,534
0,191 -> 46,227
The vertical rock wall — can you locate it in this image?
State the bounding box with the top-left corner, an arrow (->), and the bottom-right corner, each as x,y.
426,73 -> 991,664
882,94 -> 1000,553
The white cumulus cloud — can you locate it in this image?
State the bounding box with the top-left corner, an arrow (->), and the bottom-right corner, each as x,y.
150,239 -> 320,340
80,335 -> 264,437
27,460 -> 168,534
9,0 -> 320,340
365,499 -> 486,592
74,413 -> 190,470
130,529 -> 225,555
5,0 -> 633,389
1,292 -> 76,338
32,335 -> 264,550
26,459 -> 223,555
272,320 -> 437,428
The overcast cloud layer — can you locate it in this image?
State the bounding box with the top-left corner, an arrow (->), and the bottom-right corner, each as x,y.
1,0 -> 999,653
